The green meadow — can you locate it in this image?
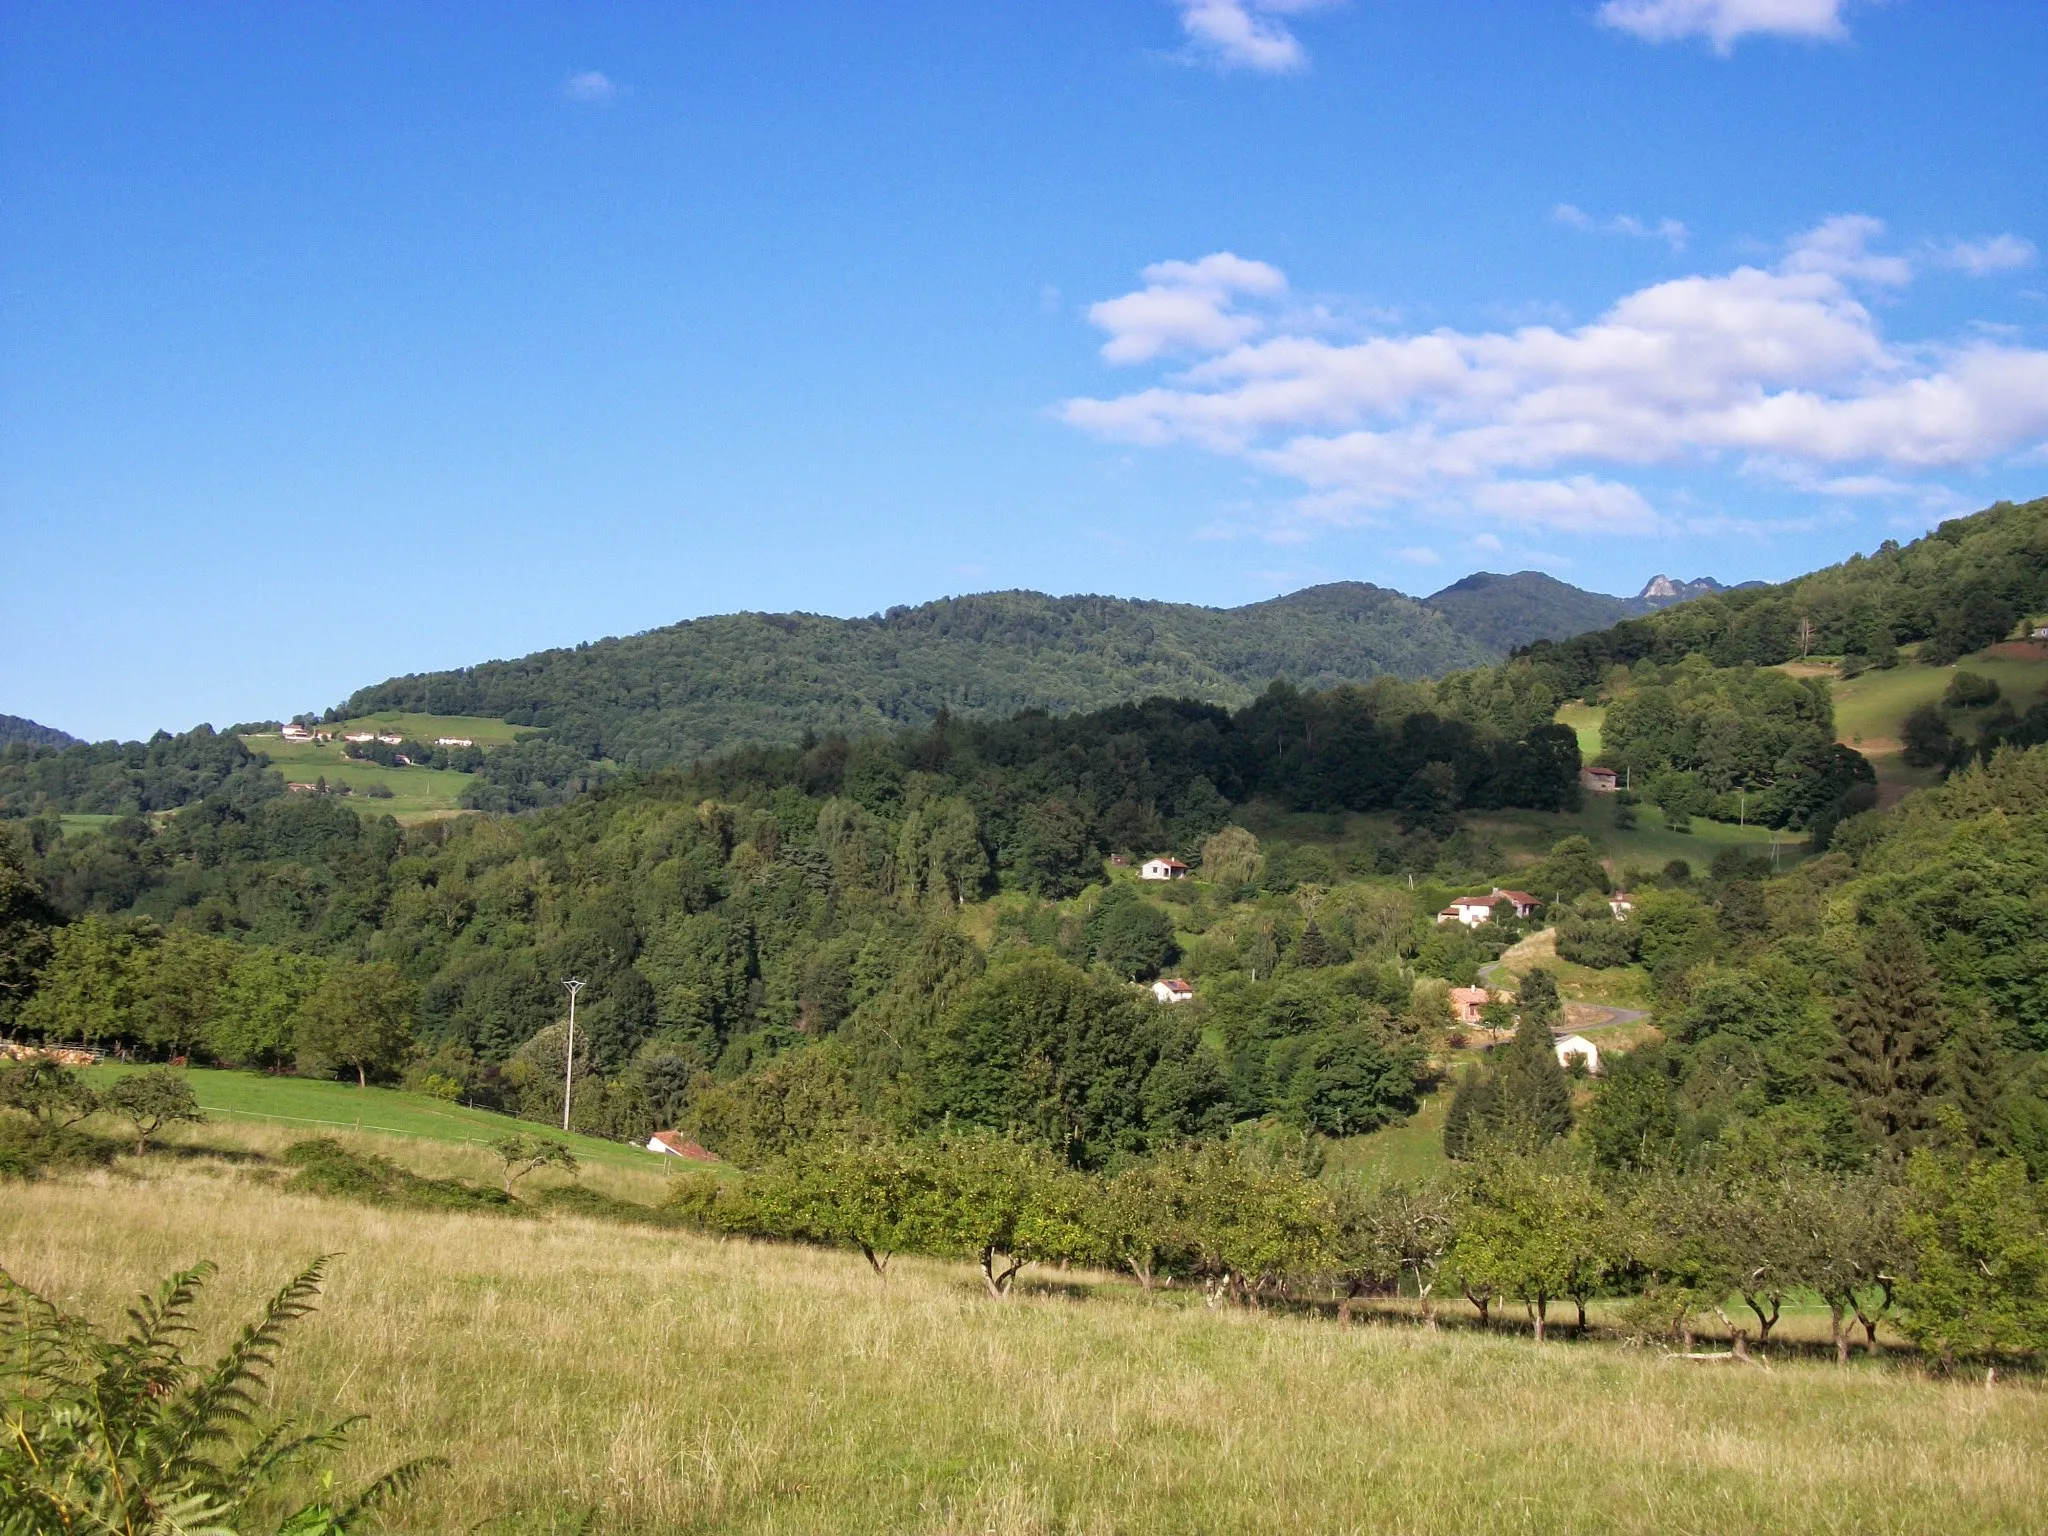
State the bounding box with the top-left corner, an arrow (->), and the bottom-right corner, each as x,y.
79,1064 -> 671,1175
240,713 -> 515,819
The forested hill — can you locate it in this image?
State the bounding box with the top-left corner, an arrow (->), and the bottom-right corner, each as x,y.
1516,495 -> 2048,686
336,584 -> 1498,768
1423,572 -> 1642,652
0,715 -> 77,749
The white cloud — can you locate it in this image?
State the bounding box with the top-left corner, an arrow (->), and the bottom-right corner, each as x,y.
1058,218 -> 2048,539
1598,0 -> 1851,52
1471,477 -> 1662,534
1936,235 -> 2039,277
1556,204 -> 1690,253
563,70 -> 617,102
1396,546 -> 1441,565
1087,252 -> 1287,364
1172,0 -> 1333,74
1470,533 -> 1505,553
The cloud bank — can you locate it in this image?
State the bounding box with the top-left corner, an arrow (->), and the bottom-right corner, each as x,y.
1599,0 -> 1852,51
1058,218 -> 2048,536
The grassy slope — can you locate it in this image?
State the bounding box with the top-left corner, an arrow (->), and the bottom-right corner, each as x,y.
240,713 -> 513,819
8,1164 -> 2042,1535
79,1065 -> 667,1174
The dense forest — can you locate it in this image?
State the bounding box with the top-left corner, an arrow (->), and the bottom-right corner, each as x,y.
1518,496 -> 2048,689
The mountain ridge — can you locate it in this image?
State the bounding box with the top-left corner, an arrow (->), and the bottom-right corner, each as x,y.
0,714 -> 78,750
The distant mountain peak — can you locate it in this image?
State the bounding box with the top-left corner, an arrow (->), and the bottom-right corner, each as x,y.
1636,574 -> 1726,603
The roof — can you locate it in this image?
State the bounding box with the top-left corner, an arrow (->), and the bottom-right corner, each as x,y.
1146,855 -> 1188,868
1449,986 -> 1489,1003
1157,977 -> 1194,994
647,1130 -> 720,1161
1583,765 -> 1617,776
1492,889 -> 1538,905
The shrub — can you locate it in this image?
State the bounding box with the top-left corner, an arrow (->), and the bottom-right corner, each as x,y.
0,1257 -> 437,1533
282,1137 -> 512,1212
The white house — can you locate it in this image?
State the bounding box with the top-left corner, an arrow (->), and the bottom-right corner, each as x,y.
1140,856 -> 1189,881
1554,1034 -> 1601,1075
434,737 -> 475,748
376,733 -> 403,745
342,732 -> 377,744
280,723 -> 313,742
1608,893 -> 1634,920
1438,896 -> 1496,927
1152,977 -> 1195,1004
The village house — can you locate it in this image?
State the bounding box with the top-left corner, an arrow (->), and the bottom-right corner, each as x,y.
376,733 -> 403,745
434,736 -> 474,748
1554,1034 -> 1602,1075
342,732 -> 377,744
1437,888 -> 1540,926
645,1130 -> 720,1161
1448,986 -> 1491,1026
1581,766 -> 1619,794
1151,977 -> 1195,1004
1608,892 -> 1634,919
1140,856 -> 1189,881
280,723 -> 313,742
1437,896 -> 1496,927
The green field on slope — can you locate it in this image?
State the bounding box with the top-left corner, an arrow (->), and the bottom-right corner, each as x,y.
239,713 -> 515,819
81,1065 -> 664,1173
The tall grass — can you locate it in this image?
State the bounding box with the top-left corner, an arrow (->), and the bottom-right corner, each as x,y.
7,1159 -> 2044,1533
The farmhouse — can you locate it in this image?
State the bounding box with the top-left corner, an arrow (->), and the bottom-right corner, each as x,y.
1140,856 -> 1189,881
1437,888 -> 1540,926
1151,977 -> 1195,1004
280,723 -> 313,742
1438,896 -> 1495,927
1608,892 -> 1634,919
342,732 -> 377,744
1581,766 -> 1619,793
435,736 -> 474,748
1554,1034 -> 1601,1075
645,1130 -> 719,1161
1448,986 -> 1492,1026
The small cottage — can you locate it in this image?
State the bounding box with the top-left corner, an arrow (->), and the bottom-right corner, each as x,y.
1438,896 -> 1496,927
1608,893 -> 1634,920
646,1130 -> 720,1161
1140,856 -> 1189,881
1492,889 -> 1540,919
1553,1034 -> 1601,1075
1581,766 -> 1619,793
1152,977 -> 1195,1004
1448,986 -> 1492,1026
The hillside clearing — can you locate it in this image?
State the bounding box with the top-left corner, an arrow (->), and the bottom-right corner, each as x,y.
78,1066 -> 672,1177
7,1164 -> 2044,1535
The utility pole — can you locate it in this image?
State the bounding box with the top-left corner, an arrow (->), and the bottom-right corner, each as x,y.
560,977 -> 584,1132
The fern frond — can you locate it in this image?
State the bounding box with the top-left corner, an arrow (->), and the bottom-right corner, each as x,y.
333,1456 -> 448,1526
157,1256 -> 332,1469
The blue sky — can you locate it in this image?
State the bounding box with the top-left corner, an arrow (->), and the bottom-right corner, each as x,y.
4,0 -> 2045,741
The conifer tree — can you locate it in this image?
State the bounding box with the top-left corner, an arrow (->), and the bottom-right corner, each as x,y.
1834,914 -> 1947,1152
1492,1014 -> 1574,1148
1294,919 -> 1333,969
1516,967 -> 1561,1033
1941,1009 -> 2008,1148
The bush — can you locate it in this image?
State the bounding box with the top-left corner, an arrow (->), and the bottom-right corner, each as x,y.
0,1257 -> 437,1532
282,1137 -> 512,1212
1556,918 -> 1638,969
1945,671 -> 2002,710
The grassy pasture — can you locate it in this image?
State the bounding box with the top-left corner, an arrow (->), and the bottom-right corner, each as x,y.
78,1065 -> 672,1177
322,711 -> 527,746
242,732 -> 491,820
7,1162 -> 2045,1535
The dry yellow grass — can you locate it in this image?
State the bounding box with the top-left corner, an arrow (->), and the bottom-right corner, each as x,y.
7,1157 -> 2047,1534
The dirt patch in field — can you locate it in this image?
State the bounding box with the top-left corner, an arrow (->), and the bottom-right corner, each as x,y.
1983,640 -> 2048,661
